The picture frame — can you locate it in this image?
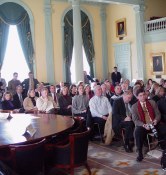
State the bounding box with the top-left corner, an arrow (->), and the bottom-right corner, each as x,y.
151,52 -> 165,74
116,18 -> 127,37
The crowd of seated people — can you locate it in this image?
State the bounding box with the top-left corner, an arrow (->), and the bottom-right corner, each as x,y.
1,71 -> 166,162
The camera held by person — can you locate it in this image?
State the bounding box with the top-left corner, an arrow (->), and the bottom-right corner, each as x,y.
148,123 -> 158,139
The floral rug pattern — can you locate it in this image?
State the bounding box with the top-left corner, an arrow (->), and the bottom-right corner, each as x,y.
75,142 -> 165,175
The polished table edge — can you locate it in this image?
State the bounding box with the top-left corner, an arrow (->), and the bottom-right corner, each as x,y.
0,113 -> 75,147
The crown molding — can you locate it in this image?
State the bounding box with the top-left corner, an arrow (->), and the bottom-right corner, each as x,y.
52,0 -> 144,5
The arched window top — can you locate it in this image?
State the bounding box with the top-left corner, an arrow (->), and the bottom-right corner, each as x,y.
0,2 -> 27,25
63,8 -> 93,28
0,0 -> 35,50
62,7 -> 94,28
0,1 -> 35,73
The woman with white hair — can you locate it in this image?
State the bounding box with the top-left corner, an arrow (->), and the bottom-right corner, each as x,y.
36,87 -> 57,113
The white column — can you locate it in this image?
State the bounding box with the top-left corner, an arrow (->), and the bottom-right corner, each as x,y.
100,5 -> 108,80
61,21 -> 66,82
44,0 -> 55,84
133,5 -> 146,81
70,0 -> 84,83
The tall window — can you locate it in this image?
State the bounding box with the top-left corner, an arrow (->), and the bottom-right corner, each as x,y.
70,47 -> 90,83
1,25 -> 30,83
64,9 -> 94,83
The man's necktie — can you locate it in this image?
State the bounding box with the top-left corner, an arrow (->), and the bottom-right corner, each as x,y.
29,78 -> 34,90
19,95 -> 23,107
142,102 -> 151,124
125,103 -> 131,117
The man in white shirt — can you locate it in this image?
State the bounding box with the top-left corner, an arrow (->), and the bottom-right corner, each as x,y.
89,85 -> 112,134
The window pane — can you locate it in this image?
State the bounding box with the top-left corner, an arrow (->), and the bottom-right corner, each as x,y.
70,47 -> 90,83
1,25 -> 30,83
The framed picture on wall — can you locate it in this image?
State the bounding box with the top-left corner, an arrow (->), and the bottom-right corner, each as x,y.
116,18 -> 127,37
151,52 -> 165,74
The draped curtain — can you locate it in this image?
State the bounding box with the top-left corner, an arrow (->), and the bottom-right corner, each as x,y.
63,10 -> 95,83
81,12 -> 95,78
0,19 -> 9,69
0,2 -> 34,71
17,14 -> 34,71
64,10 -> 73,84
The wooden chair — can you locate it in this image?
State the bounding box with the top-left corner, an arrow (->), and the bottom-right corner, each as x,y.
46,128 -> 91,175
9,139 -> 46,175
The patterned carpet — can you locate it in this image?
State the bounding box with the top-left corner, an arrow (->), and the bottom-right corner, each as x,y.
48,140 -> 166,175
74,141 -> 166,175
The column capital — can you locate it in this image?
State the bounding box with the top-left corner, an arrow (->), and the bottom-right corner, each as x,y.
68,0 -> 81,6
133,4 -> 146,13
44,0 -> 52,15
100,4 -> 106,19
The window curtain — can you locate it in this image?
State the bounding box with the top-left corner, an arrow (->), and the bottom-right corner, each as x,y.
64,10 -> 95,83
64,10 -> 73,84
0,19 -> 9,69
81,12 -> 95,78
17,14 -> 34,72
0,2 -> 34,71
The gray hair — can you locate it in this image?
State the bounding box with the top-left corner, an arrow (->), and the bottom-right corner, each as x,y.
93,85 -> 101,94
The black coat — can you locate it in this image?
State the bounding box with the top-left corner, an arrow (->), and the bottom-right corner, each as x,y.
13,93 -> 26,109
111,72 -> 121,86
112,97 -> 126,126
22,78 -> 39,94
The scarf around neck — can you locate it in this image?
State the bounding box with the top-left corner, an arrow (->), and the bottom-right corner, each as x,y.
137,100 -> 155,123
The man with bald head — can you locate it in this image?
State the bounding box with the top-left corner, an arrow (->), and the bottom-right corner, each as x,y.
89,85 -> 112,134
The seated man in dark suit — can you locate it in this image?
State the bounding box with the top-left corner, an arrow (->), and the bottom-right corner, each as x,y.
112,90 -> 134,153
49,85 -> 60,106
35,83 -> 43,97
110,85 -> 122,106
157,95 -> 166,123
13,85 -> 26,112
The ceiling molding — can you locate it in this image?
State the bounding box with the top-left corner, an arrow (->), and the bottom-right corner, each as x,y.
52,0 -> 144,5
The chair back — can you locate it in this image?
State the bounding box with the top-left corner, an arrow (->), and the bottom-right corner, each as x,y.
70,127 -> 91,165
9,139 -> 45,175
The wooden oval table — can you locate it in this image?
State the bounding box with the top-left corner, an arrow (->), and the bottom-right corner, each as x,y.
0,113 -> 74,147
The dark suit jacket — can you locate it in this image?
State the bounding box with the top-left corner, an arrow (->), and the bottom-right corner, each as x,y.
111,72 -> 121,86
22,78 -> 39,92
112,97 -> 127,129
131,100 -> 161,126
157,97 -> 166,123
13,93 -> 26,109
